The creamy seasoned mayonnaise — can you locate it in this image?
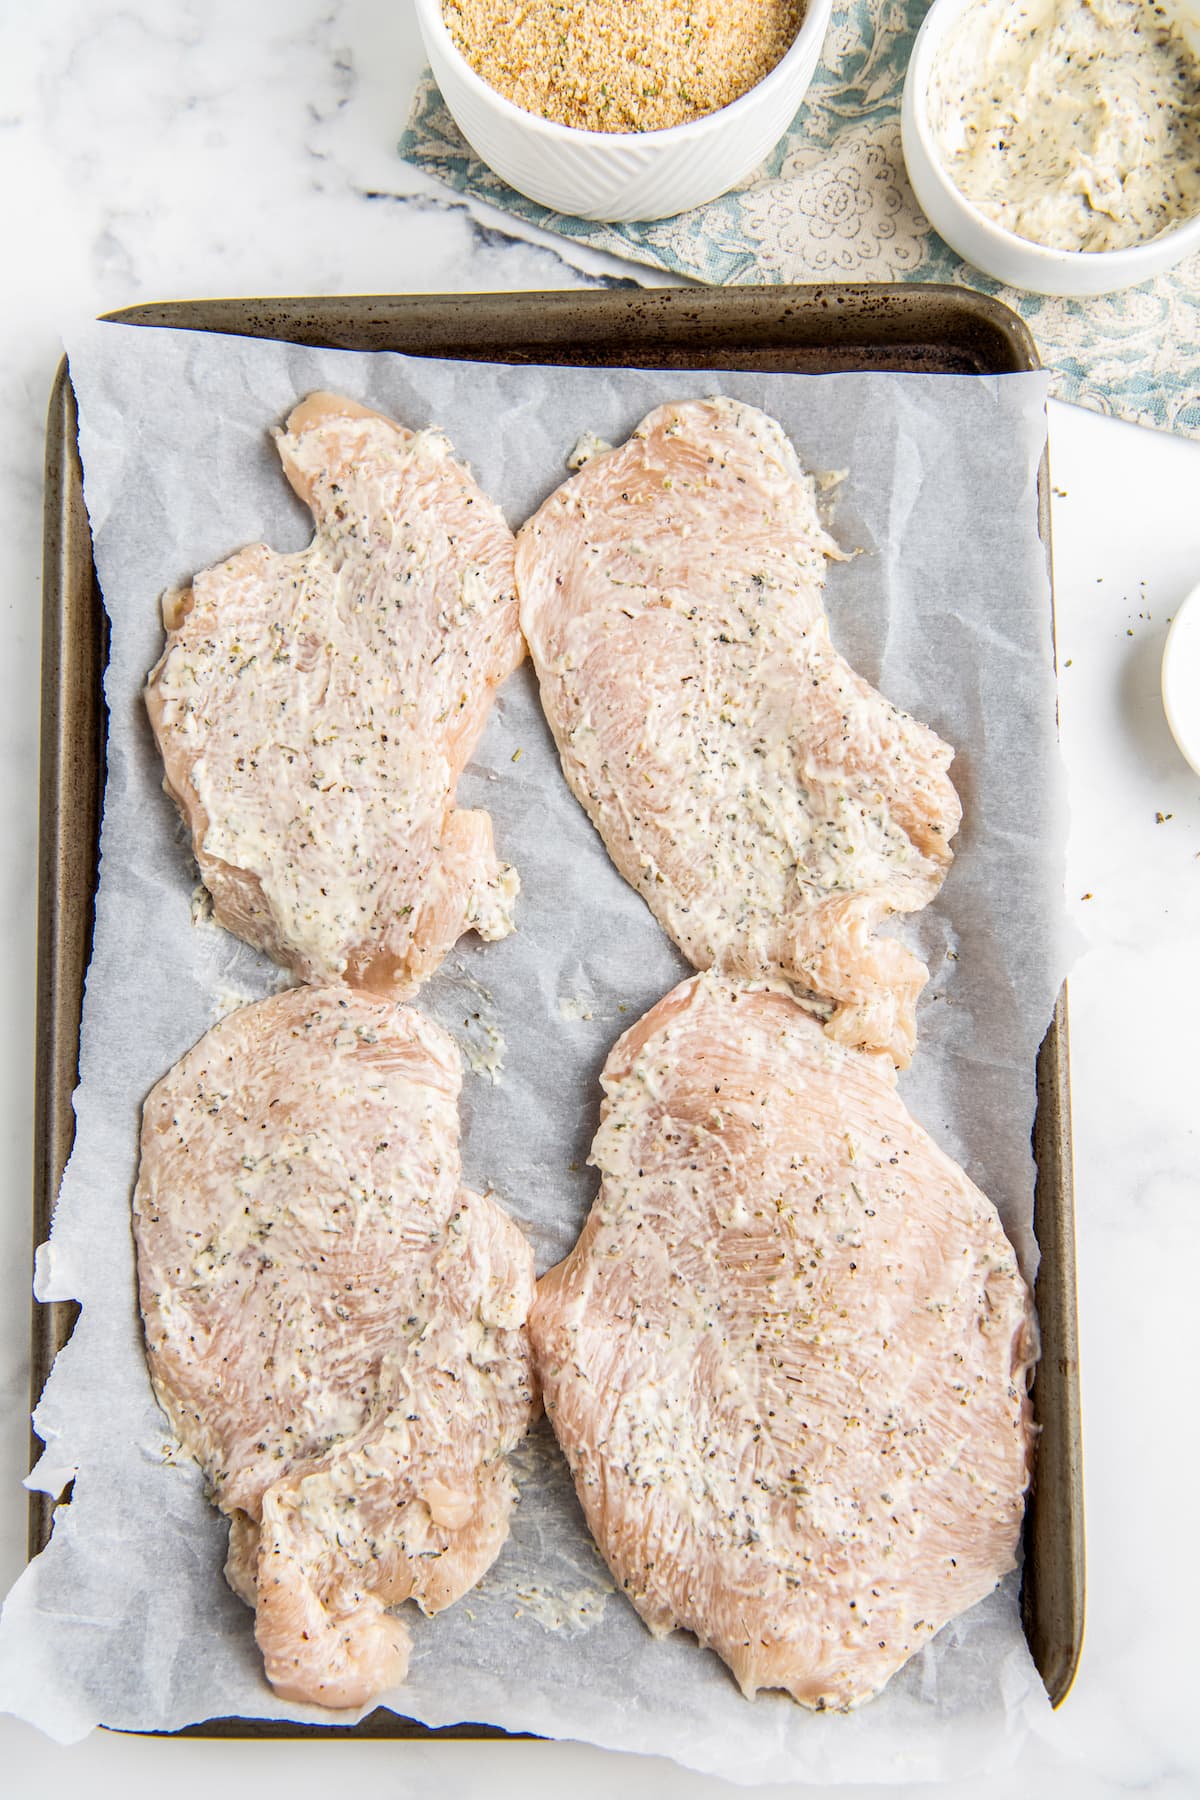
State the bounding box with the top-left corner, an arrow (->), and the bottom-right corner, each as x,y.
928,0 -> 1200,252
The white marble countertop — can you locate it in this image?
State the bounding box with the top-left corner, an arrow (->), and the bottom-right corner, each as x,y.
1,4 -> 1197,1795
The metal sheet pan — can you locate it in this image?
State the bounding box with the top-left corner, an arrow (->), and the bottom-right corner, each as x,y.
32,284 -> 1083,1736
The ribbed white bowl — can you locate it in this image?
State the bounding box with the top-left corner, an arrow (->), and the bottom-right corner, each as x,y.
901,0 -> 1200,298
415,0 -> 833,223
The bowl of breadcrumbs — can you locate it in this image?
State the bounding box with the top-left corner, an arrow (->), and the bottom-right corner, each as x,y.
415,0 -> 834,221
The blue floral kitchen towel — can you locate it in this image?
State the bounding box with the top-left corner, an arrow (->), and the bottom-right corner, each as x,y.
399,0 -> 1200,439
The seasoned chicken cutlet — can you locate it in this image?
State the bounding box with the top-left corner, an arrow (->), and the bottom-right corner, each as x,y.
146,393 -> 523,997
531,972 -> 1036,1710
516,398 -> 961,1066
134,987 -> 537,1709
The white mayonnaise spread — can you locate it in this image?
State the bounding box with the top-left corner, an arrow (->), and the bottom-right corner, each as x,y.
928,0 -> 1200,251
557,995 -> 595,1021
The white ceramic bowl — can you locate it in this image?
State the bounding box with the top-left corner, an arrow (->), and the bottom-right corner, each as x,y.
415,0 -> 833,222
901,0 -> 1200,297
1162,581 -> 1200,777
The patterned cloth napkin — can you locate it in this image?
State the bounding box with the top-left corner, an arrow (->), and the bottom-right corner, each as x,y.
400,0 -> 1200,439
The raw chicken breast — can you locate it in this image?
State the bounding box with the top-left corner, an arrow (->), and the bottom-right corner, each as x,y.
531,972 -> 1036,1710
146,393 -> 523,996
516,398 -> 961,1066
134,986 -> 537,1709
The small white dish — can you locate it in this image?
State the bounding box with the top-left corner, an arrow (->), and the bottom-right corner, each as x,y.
414,0 -> 834,223
1162,582 -> 1200,776
901,0 -> 1200,297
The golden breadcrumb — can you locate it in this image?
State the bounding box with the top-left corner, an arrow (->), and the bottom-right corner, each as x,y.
443,0 -> 805,133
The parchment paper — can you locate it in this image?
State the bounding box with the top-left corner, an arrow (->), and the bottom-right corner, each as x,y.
0,321 -> 1065,1783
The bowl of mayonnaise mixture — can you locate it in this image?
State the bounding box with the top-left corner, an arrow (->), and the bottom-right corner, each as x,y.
902,0 -> 1200,295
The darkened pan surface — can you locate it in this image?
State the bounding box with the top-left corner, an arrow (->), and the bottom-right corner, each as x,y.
32,285 -> 1083,1740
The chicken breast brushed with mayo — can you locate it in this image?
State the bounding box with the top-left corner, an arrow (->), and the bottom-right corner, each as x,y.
146,393 -> 524,997
134,986 -> 537,1708
516,398 -> 961,1067
531,972 -> 1036,1709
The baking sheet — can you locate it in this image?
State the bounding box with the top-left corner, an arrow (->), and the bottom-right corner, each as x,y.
1,320 -> 1064,1782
